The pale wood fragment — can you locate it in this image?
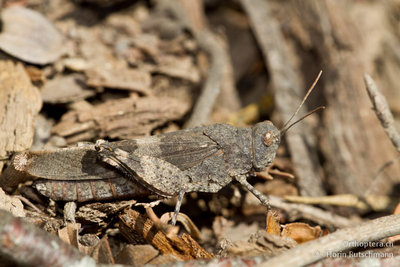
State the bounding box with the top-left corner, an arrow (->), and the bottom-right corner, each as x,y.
86,67 -> 152,95
52,96 -> 190,143
0,60 -> 42,168
41,74 -> 95,104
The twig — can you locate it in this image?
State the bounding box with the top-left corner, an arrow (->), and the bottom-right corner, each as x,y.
240,0 -> 326,197
145,206 -> 179,238
284,194 -> 398,213
268,195 -> 357,229
261,214 -> 400,267
14,195 -> 46,215
155,0 -> 229,128
160,212 -> 201,240
364,74 -> 400,152
0,209 -> 95,267
267,169 -> 295,180
184,30 -> 226,128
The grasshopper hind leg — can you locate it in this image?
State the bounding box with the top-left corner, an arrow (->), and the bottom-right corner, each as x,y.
234,175 -> 271,211
171,187 -> 186,225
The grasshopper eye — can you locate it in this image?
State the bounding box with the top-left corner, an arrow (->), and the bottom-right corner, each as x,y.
95,139 -> 113,152
262,131 -> 275,147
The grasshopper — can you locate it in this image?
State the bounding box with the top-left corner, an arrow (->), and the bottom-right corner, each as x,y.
93,121 -> 280,225
1,72 -> 322,225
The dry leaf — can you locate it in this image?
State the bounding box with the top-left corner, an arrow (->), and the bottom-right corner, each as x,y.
281,222 -> 321,244
266,211 -> 281,235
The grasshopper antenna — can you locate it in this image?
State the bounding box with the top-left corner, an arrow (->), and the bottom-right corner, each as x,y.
280,106 -> 325,136
280,70 -> 323,136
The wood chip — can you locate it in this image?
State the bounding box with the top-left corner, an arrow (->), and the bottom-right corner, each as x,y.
86,67 -> 152,95
76,200 -> 137,228
132,33 -> 160,57
58,222 -> 81,249
63,58 -> 90,72
0,7 -> 64,64
90,235 -> 115,264
119,209 -> 213,261
25,66 -> 46,84
23,212 -> 63,236
41,74 -> 95,104
155,55 -> 200,83
52,95 -> 190,143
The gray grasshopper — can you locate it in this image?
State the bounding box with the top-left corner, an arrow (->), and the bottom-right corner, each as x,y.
2,121 -> 279,226
1,121 -> 280,226
94,121 -> 280,224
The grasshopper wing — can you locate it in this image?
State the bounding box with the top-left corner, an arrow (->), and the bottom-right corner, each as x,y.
7,146 -> 119,180
107,127 -> 220,171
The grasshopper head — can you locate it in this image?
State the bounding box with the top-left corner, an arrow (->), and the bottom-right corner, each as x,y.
251,121 -> 280,171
